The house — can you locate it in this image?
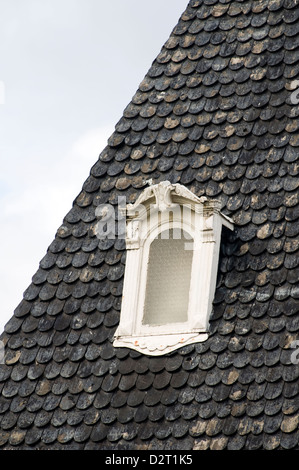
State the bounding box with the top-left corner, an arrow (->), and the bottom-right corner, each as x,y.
0,0 -> 299,451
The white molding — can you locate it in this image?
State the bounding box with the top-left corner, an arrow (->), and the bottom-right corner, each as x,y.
114,181 -> 234,356
113,333 -> 209,356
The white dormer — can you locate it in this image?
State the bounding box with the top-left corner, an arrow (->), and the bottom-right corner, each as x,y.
114,181 -> 234,356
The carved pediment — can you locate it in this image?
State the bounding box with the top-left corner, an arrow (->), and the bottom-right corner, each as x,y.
124,181 -> 233,249
126,180 -> 209,217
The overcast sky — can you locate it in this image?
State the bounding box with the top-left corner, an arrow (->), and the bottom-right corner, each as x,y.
0,0 -> 186,333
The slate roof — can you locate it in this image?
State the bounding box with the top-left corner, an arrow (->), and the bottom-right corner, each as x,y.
1,0 -> 299,451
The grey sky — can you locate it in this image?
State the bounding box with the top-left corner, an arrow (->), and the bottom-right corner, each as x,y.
0,0 -> 186,333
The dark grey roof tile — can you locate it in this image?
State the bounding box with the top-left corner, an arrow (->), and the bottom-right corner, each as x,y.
138,422 -> 154,441
1,0 -> 299,450
90,422 -> 109,442
134,404 -> 149,424
280,430 -> 299,449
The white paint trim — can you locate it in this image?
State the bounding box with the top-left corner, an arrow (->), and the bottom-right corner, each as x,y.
114,181 -> 234,356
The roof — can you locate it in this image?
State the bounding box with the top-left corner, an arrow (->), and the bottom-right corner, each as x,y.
1,0 -> 299,450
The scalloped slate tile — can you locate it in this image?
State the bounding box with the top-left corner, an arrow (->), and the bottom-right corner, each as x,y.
0,0 -> 299,451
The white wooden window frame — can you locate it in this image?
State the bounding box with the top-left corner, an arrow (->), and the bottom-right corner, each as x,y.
114,181 -> 234,356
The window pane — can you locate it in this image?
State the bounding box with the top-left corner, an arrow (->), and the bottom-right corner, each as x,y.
143,229 -> 193,326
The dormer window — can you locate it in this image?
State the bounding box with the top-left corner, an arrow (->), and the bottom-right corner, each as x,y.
114,181 -> 234,356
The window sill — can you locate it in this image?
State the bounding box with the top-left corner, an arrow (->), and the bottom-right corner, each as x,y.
113,332 -> 209,356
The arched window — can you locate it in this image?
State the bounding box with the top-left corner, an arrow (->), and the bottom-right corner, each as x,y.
143,229 -> 193,327
114,181 -> 234,356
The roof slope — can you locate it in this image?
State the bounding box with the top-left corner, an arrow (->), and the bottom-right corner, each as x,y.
1,0 -> 299,450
